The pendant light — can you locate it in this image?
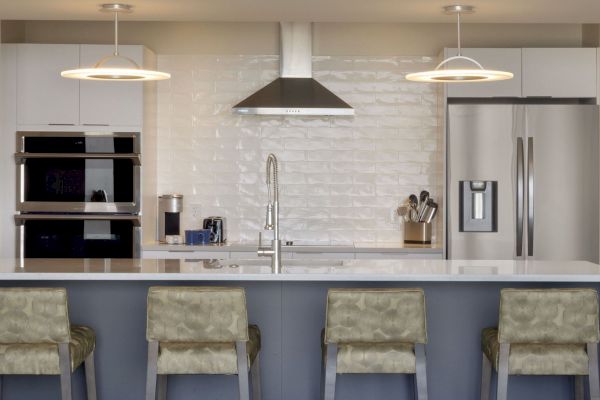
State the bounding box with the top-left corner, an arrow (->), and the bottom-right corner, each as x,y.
61,4 -> 170,81
406,5 -> 513,83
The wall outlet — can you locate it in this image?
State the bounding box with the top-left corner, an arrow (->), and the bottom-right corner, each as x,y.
190,203 -> 202,220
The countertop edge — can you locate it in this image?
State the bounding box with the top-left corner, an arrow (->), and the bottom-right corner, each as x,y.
3,273 -> 600,282
141,244 -> 444,253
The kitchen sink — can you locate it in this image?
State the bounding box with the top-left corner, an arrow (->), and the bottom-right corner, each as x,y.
212,259 -> 345,272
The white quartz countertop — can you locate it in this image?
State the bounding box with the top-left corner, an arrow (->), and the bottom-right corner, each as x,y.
2,258 -> 600,282
142,242 -> 443,254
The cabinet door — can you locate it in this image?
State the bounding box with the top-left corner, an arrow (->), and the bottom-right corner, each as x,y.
522,48 -> 597,98
291,252 -> 355,259
79,45 -> 143,127
17,44 -> 80,126
354,252 -> 443,259
445,48 -> 522,98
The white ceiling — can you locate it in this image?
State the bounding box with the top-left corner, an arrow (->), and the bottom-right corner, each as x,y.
1,0 -> 600,23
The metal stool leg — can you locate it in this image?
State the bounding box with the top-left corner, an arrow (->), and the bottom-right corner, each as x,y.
496,344 -> 510,400
157,375 -> 167,400
58,343 -> 72,400
145,341 -> 159,400
250,353 -> 262,400
84,351 -> 97,400
588,343 -> 600,400
236,341 -> 250,400
320,351 -> 326,400
323,344 -> 337,400
414,344 -> 428,400
480,353 -> 492,400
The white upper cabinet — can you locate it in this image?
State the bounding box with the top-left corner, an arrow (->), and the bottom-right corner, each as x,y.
16,44 -> 145,129
17,44 -> 80,126
522,48 -> 597,98
79,45 -> 143,127
444,48 -> 522,98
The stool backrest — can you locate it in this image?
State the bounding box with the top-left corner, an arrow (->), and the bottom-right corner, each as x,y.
499,288 -> 599,344
146,286 -> 249,342
0,288 -> 71,344
325,288 -> 427,344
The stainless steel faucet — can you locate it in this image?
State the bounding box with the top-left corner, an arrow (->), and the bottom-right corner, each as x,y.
257,154 -> 282,273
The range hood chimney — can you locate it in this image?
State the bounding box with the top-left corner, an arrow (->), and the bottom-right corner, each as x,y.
232,22 -> 354,116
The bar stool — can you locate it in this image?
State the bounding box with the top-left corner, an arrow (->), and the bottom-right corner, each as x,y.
480,288 -> 600,400
321,288 -> 428,400
145,286 -> 261,400
0,288 -> 97,400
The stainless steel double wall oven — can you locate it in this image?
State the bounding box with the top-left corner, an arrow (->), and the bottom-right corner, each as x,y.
15,131 -> 141,258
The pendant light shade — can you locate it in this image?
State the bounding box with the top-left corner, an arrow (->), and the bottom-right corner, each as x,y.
61,4 -> 170,82
406,5 -> 513,83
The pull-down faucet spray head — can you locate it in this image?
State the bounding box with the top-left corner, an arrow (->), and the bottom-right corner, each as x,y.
264,154 -> 279,230
265,203 -> 274,230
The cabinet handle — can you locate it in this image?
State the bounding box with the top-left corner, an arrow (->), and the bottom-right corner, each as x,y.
83,123 -> 110,126
48,123 -> 75,126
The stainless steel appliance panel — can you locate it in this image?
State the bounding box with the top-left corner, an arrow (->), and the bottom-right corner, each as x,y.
15,214 -> 141,259
448,104 -> 599,262
526,105 -> 599,261
447,104 -> 517,259
16,131 -> 141,214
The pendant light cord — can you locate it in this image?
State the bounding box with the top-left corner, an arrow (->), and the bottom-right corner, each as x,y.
113,11 -> 119,56
93,8 -> 139,69
456,11 -> 461,56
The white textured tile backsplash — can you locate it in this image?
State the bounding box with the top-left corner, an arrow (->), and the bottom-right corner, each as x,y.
157,54 -> 443,245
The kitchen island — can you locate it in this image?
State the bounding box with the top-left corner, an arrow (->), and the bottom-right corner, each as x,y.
1,258 -> 599,400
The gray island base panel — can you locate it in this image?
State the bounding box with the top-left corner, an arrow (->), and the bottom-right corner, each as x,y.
0,259 -> 599,400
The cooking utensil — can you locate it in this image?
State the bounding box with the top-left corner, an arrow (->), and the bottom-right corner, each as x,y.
425,201 -> 438,223
418,201 -> 431,222
417,190 -> 430,221
408,194 -> 419,221
397,205 -> 410,222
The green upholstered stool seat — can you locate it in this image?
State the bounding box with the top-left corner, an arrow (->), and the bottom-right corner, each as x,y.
0,288 -> 97,400
0,325 -> 95,375
334,342 -> 416,374
145,286 -> 262,400
321,288 -> 428,400
158,325 -> 261,375
481,327 -> 588,376
480,289 -> 600,400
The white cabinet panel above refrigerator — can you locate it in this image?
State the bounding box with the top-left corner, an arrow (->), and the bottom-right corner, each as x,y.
444,49 -> 522,98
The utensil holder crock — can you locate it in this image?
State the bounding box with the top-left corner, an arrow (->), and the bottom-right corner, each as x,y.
404,222 -> 432,244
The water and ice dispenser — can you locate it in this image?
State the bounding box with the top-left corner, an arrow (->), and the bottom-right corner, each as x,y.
459,181 -> 497,232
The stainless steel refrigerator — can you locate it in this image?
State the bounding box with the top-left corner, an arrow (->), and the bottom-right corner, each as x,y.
447,104 -> 599,262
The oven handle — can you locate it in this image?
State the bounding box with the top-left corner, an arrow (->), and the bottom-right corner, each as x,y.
14,214 -> 141,226
14,153 -> 141,165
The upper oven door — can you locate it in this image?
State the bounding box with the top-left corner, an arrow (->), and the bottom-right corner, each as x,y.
15,132 -> 141,213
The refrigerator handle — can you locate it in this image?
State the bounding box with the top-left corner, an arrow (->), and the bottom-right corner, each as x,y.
516,137 -> 524,257
527,137 -> 534,257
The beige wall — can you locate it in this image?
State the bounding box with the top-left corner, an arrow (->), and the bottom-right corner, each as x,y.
2,20 -> 587,56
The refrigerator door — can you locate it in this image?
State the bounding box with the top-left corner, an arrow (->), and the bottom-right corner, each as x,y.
447,104 -> 518,259
525,105 -> 599,262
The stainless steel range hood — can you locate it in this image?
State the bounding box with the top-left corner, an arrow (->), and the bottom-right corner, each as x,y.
232,22 -> 354,116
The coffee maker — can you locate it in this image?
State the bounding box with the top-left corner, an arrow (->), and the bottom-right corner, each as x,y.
158,194 -> 183,243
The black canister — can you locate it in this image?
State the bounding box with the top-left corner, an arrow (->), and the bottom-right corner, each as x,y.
203,217 -> 227,243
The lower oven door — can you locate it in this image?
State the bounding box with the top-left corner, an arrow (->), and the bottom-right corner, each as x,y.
15,214 -> 141,258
